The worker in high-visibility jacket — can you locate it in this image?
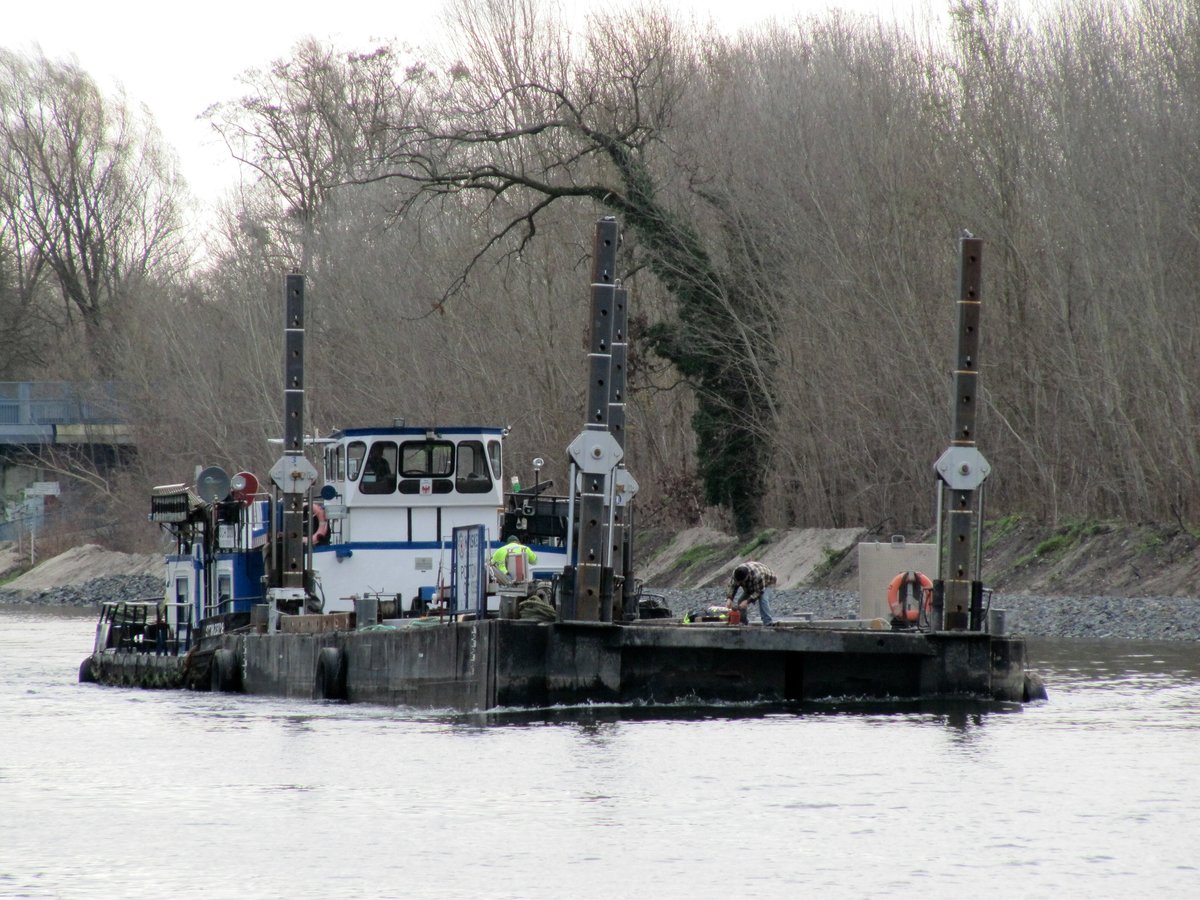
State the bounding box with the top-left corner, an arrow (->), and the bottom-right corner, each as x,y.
490,535 -> 538,584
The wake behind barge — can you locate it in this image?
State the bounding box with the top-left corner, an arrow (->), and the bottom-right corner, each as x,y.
80,223 -> 1042,709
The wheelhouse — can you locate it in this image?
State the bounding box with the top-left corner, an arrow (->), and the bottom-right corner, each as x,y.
309,426 -> 570,613
321,427 -> 505,508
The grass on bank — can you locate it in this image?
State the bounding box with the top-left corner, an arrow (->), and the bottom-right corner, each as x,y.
1014,518 -> 1111,568
737,529 -> 776,558
808,544 -> 852,584
677,542 -> 726,574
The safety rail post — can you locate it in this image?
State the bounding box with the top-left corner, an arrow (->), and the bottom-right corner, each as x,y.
558,461 -> 580,619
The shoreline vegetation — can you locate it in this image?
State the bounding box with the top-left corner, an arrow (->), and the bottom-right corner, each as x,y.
7,2 -> 1200,550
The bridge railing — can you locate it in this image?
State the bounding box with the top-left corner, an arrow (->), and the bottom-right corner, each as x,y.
0,382 -> 126,426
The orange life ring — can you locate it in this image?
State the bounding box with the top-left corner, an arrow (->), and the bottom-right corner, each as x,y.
306,503 -> 330,545
887,571 -> 933,622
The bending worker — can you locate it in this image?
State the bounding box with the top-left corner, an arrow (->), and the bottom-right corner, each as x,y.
726,561 -> 777,625
491,534 -> 538,584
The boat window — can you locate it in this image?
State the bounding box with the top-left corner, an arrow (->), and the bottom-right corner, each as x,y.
360,441 -> 398,494
487,440 -> 502,480
214,573 -> 232,617
400,441 -> 454,477
174,576 -> 188,608
325,445 -> 345,482
347,441 -> 366,481
456,441 -> 493,493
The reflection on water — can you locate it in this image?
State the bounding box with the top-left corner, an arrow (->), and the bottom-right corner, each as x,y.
2,609 -> 1199,899
1030,636 -> 1200,675
456,698 -> 1017,733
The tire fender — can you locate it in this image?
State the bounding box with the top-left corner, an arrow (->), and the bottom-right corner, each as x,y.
315,646 -> 348,701
210,648 -> 241,693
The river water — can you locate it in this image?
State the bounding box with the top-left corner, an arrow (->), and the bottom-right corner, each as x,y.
1,608 -> 1197,899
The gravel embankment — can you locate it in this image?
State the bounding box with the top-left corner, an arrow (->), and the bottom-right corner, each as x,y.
3,577 -> 1198,641
647,587 -> 1200,641
0,575 -> 163,609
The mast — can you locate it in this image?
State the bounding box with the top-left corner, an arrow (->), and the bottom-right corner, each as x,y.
933,236 -> 990,631
267,273 -> 319,621
561,218 -> 637,622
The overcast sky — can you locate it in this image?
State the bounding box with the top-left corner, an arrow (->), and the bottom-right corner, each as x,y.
6,0 -> 928,220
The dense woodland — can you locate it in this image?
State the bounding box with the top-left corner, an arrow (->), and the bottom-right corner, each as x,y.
2,0 -> 1199,550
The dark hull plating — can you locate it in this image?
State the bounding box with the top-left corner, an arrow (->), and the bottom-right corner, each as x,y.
84,621 -> 1033,708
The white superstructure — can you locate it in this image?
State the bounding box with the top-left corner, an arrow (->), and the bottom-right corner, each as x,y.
310,426 -> 568,612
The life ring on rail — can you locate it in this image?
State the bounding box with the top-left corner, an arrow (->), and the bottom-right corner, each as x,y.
887,570 -> 933,623
306,503 -> 330,545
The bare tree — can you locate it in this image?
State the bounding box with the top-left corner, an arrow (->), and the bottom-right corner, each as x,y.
942,0 -> 1200,523
112,0 -> 1200,549
667,17 -> 961,528
205,39 -> 423,271
0,159 -> 52,376
371,0 -> 781,532
0,49 -> 188,377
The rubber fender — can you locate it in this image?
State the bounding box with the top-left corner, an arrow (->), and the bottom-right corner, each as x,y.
78,657 -> 97,684
315,646 -> 348,701
210,648 -> 241,693
1022,671 -> 1048,702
